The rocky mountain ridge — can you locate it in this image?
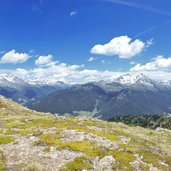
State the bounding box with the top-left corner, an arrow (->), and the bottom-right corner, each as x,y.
0,73 -> 69,105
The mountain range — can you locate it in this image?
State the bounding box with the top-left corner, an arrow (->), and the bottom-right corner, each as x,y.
30,74 -> 171,120
0,74 -> 69,105
1,73 -> 171,120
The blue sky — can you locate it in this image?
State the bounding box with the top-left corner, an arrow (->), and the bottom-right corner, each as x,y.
1,0 -> 171,82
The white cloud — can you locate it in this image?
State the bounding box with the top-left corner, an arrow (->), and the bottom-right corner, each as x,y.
10,54 -> 122,83
101,60 -> 105,64
35,54 -> 53,67
70,10 -> 77,16
91,36 -> 151,58
2,49 -> 171,84
3,62 -> 171,84
87,57 -> 96,62
29,49 -> 36,54
16,55 -> 84,83
146,39 -> 154,47
130,56 -> 171,71
130,61 -> 136,65
0,50 -> 31,64
8,67 -> 171,83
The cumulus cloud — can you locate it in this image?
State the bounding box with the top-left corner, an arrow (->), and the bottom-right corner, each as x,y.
0,50 -> 31,64
10,54 -> 122,83
91,36 -> 151,58
3,58 -> 171,83
70,10 -> 77,16
130,56 -> 171,71
87,57 -> 96,62
9,67 -> 171,83
35,54 -> 53,67
2,49 -> 171,84
14,54 -> 84,83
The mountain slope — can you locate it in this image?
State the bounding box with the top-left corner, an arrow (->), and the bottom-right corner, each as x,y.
31,84 -> 108,116
0,96 -> 171,170
31,74 -> 171,120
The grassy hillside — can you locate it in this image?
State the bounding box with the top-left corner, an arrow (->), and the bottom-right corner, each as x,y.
0,95 -> 171,171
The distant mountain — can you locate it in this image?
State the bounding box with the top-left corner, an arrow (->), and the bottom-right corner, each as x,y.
31,74 -> 171,120
1,73 -> 171,120
0,74 -> 69,105
95,74 -> 161,92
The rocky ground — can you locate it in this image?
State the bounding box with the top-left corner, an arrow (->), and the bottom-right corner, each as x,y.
0,95 -> 171,171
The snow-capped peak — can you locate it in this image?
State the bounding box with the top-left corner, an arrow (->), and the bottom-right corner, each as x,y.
27,79 -> 66,87
0,73 -> 28,88
0,73 -> 69,87
115,73 -> 151,85
158,80 -> 171,87
112,73 -> 159,91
